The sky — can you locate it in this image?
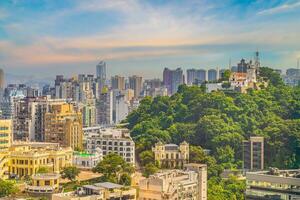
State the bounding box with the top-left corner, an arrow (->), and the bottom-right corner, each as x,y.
0,0 -> 300,79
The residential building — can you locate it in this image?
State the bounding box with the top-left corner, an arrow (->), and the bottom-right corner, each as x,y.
111,75 -> 125,90
246,168 -> 300,200
152,141 -> 189,168
207,69 -> 218,81
129,75 -> 143,98
96,61 -> 106,80
243,136 -> 264,171
52,182 -> 137,200
73,150 -> 102,169
25,173 -> 60,197
0,119 -> 12,151
84,127 -> 135,165
0,142 -> 72,179
45,103 -> 83,150
115,93 -> 129,124
96,88 -> 113,125
139,164 -> 207,200
187,69 -> 207,85
163,68 -> 184,95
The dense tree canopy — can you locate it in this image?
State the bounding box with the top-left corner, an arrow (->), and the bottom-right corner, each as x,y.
126,67 -> 300,199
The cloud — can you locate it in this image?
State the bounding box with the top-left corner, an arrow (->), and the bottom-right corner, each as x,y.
258,0 -> 300,15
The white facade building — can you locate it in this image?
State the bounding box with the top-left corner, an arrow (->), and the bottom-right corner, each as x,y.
84,127 -> 135,165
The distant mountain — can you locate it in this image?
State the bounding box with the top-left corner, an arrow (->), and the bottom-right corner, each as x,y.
5,73 -> 53,88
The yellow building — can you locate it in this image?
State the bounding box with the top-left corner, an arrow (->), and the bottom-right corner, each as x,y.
0,119 -> 12,151
26,173 -> 60,195
0,142 -> 73,179
45,103 -> 83,150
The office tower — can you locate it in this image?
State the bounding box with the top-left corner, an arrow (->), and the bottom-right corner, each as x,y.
96,88 -> 113,125
129,75 -> 143,98
115,94 -> 129,124
84,127 -> 135,165
243,136 -> 264,171
111,75 -> 125,90
45,103 -> 83,150
0,119 -> 12,151
208,69 -> 218,81
96,61 -> 106,80
163,68 -> 184,95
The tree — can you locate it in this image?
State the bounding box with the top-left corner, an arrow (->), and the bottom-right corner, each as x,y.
93,153 -> 134,185
60,166 -> 80,182
143,163 -> 159,178
0,180 -> 18,197
139,150 -> 155,166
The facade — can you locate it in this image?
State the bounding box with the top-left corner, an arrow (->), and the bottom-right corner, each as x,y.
25,173 -> 60,196
52,182 -> 137,200
152,141 -> 189,168
45,103 -> 83,150
84,127 -> 135,165
96,61 -> 107,80
111,75 -> 125,90
246,168 -> 300,200
73,150 -> 102,169
129,75 -> 143,98
139,164 -> 207,200
97,89 -> 113,125
243,136 -> 264,171
0,142 -> 72,179
163,68 -> 184,95
187,69 -> 207,85
207,69 -> 218,81
115,93 -> 129,124
0,119 -> 12,151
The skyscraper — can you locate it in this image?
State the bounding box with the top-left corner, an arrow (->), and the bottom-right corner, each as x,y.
187,69 -> 207,85
208,69 -> 218,81
0,69 -> 5,102
96,88 -> 113,125
96,61 -> 106,80
163,68 -> 184,95
243,136 -> 264,171
129,75 -> 143,98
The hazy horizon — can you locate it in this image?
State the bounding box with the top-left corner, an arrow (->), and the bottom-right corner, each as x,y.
1,0 -> 300,79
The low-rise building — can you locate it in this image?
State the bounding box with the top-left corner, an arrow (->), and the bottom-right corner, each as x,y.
139,163 -> 207,200
52,182 -> 137,200
0,142 -> 72,179
84,127 -> 135,165
73,150 -> 102,169
152,141 -> 189,168
25,173 -> 60,196
246,168 -> 300,200
243,136 -> 264,171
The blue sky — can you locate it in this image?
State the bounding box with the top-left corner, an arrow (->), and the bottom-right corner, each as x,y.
0,0 -> 300,79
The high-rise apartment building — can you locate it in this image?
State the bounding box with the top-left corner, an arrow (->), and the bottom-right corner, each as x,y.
111,75 -> 125,90
187,69 -> 208,85
207,69 -> 219,81
115,94 -> 129,124
129,75 -> 143,98
0,119 -> 12,151
163,68 -> 184,95
96,88 -> 113,125
45,103 -> 83,150
243,136 -> 264,171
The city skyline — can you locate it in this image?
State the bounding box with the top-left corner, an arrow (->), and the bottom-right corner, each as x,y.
1,0 -> 300,78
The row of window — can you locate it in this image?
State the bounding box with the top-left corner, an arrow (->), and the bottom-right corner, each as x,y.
89,145 -> 132,152
88,140 -> 133,146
